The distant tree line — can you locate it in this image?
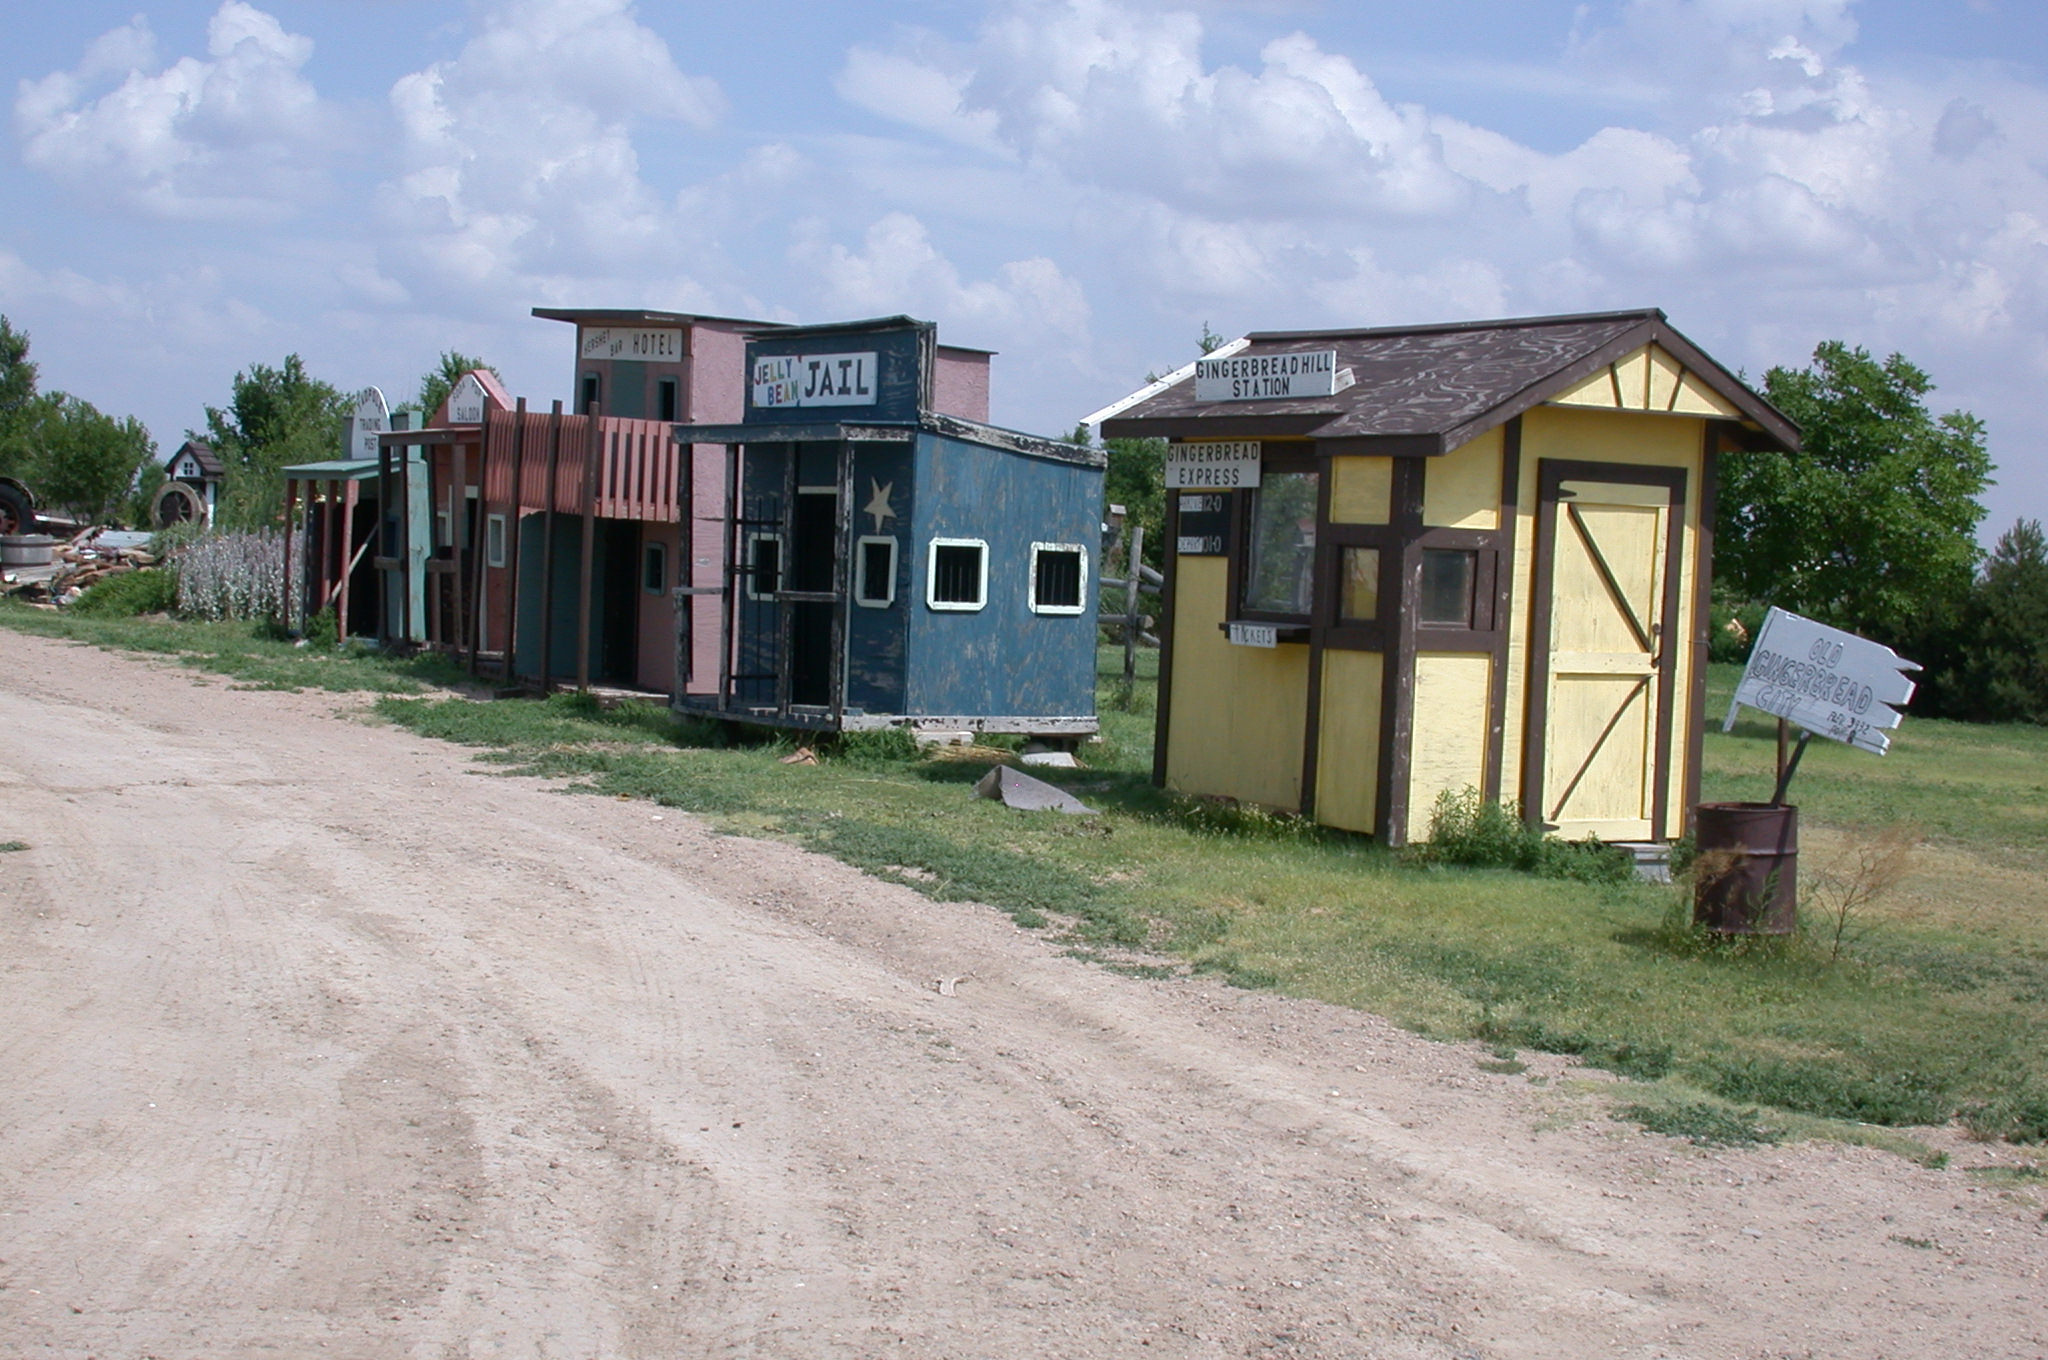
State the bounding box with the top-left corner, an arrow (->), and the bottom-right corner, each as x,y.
0,315 -> 497,536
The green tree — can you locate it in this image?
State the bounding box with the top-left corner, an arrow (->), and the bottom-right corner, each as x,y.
202,355 -> 347,530
0,315 -> 41,478
1717,342 -> 1990,642
415,351 -> 499,422
18,395 -> 157,525
1920,520 -> 2048,723
1068,422 -> 1167,574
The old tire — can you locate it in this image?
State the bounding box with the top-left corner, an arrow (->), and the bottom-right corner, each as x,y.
0,483 -> 33,537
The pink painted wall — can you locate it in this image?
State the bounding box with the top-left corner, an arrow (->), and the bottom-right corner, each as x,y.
680,321 -> 755,693
933,347 -> 991,423
635,520 -> 681,694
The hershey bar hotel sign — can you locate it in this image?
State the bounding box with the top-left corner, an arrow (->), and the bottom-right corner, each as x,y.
1195,350 -> 1351,402
752,353 -> 878,409
580,327 -> 683,361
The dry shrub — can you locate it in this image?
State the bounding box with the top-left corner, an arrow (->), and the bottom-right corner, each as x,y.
1805,823 -> 1919,962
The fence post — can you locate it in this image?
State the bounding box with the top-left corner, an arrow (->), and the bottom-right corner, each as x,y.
1123,523 -> 1144,689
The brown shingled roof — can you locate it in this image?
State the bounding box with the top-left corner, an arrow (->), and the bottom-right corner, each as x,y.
1099,309 -> 1797,454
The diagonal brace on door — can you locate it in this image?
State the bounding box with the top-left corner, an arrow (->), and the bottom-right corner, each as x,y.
1565,503 -> 1653,655
1546,673 -> 1652,823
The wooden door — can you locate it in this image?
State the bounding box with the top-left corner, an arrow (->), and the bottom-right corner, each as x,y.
1527,466 -> 1684,840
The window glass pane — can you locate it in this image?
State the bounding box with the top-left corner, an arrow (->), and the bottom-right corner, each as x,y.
750,535 -> 781,596
858,538 -> 895,605
1339,547 -> 1379,622
932,543 -> 984,605
1034,548 -> 1082,610
1243,471 -> 1318,615
1419,548 -> 1477,626
642,542 -> 666,593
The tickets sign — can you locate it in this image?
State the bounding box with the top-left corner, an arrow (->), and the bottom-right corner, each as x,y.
1723,607 -> 1919,755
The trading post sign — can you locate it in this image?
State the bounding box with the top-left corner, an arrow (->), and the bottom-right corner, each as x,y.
1723,607 -> 1919,755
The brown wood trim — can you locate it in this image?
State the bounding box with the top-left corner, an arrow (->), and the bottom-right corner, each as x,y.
1687,424 -> 1728,834
1650,463 -> 1689,838
829,440 -> 852,727
1521,457 -> 1688,834
1299,464 -> 1337,819
1101,413 -> 1332,441
1311,434 -> 1443,459
1152,491 -> 1181,788
1376,456 -> 1426,844
1484,417 -> 1521,803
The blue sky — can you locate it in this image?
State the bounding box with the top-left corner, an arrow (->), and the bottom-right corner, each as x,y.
4,0 -> 2044,532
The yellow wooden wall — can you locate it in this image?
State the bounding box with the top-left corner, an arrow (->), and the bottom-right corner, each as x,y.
1314,649 -> 1383,832
1405,652 -> 1493,842
1423,426 -> 1501,529
1504,405 -> 1707,840
1164,556 -> 1310,811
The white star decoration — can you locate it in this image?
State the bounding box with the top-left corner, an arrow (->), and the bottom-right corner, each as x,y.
864,479 -> 895,534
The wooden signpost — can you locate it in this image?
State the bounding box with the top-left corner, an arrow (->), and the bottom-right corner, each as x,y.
1699,607 -> 1920,933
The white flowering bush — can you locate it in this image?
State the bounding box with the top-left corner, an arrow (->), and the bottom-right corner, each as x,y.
174,529 -> 303,624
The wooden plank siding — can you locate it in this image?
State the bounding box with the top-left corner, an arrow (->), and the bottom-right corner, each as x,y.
481,410 -> 684,523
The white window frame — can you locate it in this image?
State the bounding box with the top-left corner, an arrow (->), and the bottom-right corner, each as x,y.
744,531 -> 782,601
854,535 -> 898,608
1028,541 -> 1089,616
642,540 -> 668,595
925,536 -> 989,612
485,513 -> 507,568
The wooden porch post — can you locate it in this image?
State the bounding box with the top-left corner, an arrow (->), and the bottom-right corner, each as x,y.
280,478 -> 296,634
505,401 -> 529,684
538,401 -> 562,694
576,403 -> 600,693
336,479 -> 356,647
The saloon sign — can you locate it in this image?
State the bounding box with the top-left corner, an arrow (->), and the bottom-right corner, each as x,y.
1723,607 -> 1920,755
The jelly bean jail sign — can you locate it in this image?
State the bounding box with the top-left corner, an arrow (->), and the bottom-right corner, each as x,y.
1724,607 -> 1920,755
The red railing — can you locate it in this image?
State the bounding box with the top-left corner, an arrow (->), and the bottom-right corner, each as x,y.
480,410 -> 680,522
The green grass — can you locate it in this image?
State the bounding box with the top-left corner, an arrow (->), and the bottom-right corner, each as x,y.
0,598 -> 474,692
9,604 -> 2047,1148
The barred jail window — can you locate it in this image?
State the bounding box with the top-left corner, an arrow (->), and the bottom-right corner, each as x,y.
1030,543 -> 1087,615
926,538 -> 988,611
745,532 -> 782,600
855,536 -> 898,608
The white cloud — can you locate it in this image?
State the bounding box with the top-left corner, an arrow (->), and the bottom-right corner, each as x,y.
795,212 -> 1091,344
382,0 -> 727,305
14,3 -> 331,221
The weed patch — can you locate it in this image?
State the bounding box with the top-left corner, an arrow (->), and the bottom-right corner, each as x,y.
1407,788 -> 1635,884
1616,1100 -> 1785,1147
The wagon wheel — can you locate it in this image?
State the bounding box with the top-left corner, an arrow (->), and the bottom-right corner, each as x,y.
153,481 -> 206,528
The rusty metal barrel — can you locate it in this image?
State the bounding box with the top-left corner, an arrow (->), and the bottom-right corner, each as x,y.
1693,802 -> 1799,935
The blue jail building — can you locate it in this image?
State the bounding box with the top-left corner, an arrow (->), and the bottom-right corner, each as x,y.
670,316 -> 1104,741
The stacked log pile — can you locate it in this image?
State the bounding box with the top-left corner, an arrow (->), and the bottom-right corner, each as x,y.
2,530 -> 160,607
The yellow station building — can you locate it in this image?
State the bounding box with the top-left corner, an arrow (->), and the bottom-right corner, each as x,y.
1097,309 -> 1799,846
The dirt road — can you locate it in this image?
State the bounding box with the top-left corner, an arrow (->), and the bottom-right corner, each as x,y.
0,632 -> 2041,1359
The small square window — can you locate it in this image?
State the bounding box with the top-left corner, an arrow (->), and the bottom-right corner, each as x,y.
1419,548 -> 1477,627
855,536 -> 897,608
485,513 -> 507,568
642,541 -> 667,594
1339,547 -> 1379,622
1030,543 -> 1087,614
745,532 -> 782,600
580,372 -> 601,415
926,538 -> 987,611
